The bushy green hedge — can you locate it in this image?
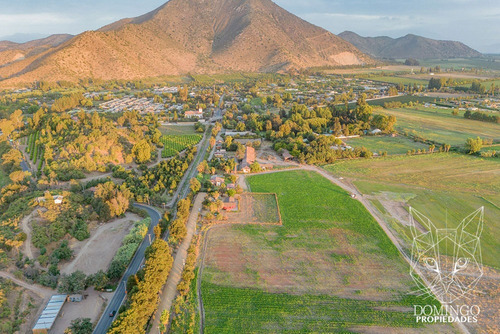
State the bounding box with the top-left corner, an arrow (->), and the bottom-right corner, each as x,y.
107,218 -> 150,279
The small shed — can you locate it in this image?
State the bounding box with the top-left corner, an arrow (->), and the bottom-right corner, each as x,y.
68,294 -> 83,302
282,149 -> 293,162
222,197 -> 238,211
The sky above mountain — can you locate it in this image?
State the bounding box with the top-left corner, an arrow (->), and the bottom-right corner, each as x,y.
0,0 -> 498,52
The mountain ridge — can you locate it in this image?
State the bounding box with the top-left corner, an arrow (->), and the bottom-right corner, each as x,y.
0,0 -> 371,85
338,31 -> 482,59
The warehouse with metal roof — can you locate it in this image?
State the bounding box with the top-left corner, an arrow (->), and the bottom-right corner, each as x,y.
32,294 -> 66,334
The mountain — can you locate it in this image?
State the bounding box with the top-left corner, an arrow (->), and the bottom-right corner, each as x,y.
0,0 -> 371,85
0,34 -> 73,52
338,31 -> 482,59
0,34 -> 73,76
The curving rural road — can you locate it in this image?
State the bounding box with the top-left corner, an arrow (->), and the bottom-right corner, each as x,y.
93,203 -> 161,334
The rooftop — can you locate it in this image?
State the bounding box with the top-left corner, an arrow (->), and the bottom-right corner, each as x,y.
33,294 -> 66,331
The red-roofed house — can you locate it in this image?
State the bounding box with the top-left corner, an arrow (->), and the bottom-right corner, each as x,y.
185,108 -> 204,119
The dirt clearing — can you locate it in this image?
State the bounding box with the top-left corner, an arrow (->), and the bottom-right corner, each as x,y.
50,288 -> 113,334
221,193 -> 281,225
61,213 -> 140,275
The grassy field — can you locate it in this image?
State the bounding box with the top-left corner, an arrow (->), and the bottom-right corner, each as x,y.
159,124 -> 198,135
345,135 -> 429,155
482,79 -> 500,89
160,134 -> 202,158
190,72 -> 274,84
378,107 -> 500,145
325,153 -> 500,269
367,95 -> 438,107
201,170 -> 450,333
361,76 -> 429,86
418,58 -> 500,71
482,144 -> 500,152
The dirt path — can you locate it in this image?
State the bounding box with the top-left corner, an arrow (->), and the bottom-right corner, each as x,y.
150,193 -> 207,333
0,271 -> 52,298
20,209 -> 40,259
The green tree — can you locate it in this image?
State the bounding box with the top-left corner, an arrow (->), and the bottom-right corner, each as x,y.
66,318 -> 93,334
189,178 -> 201,193
132,139 -> 152,163
58,271 -> 86,294
354,94 -> 373,122
250,162 -> 261,173
465,137 -> 483,154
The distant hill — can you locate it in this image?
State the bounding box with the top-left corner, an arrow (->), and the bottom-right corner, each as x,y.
0,34 -> 73,75
0,0 -> 371,85
338,31 -> 482,59
0,34 -> 73,52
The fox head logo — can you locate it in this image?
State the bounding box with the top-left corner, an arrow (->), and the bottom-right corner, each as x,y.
409,207 -> 483,304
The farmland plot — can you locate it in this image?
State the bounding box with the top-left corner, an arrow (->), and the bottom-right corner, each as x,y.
201,170 -> 453,333
161,134 -> 202,158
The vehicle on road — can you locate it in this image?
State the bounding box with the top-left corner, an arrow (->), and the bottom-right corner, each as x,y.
109,310 -> 116,317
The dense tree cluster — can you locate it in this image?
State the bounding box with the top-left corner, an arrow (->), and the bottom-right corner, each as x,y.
51,92 -> 93,112
223,94 -> 384,164
26,110 -> 158,180
464,110 -> 499,123
115,146 -> 196,204
32,192 -> 92,248
169,198 -> 191,244
109,226 -> 173,334
465,137 -> 483,154
404,58 -> 420,66
92,182 -> 131,221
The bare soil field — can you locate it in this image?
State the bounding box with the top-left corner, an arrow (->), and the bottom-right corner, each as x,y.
220,193 -> 281,225
61,213 -> 140,275
203,224 -> 410,300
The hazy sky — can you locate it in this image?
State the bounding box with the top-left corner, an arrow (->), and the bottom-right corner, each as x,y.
0,0 -> 499,52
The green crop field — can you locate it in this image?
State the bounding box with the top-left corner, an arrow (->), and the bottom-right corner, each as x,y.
159,124 -> 198,135
378,107 -> 500,146
161,134 -> 202,158
362,76 -> 429,86
345,135 -> 429,155
483,79 -> 500,89
201,170 -> 450,333
325,153 -> 500,269
418,58 -> 500,71
367,95 -> 438,107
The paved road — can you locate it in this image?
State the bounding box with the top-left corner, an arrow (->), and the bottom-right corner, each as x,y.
165,95 -> 223,209
164,127 -> 211,208
93,204 -> 161,334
